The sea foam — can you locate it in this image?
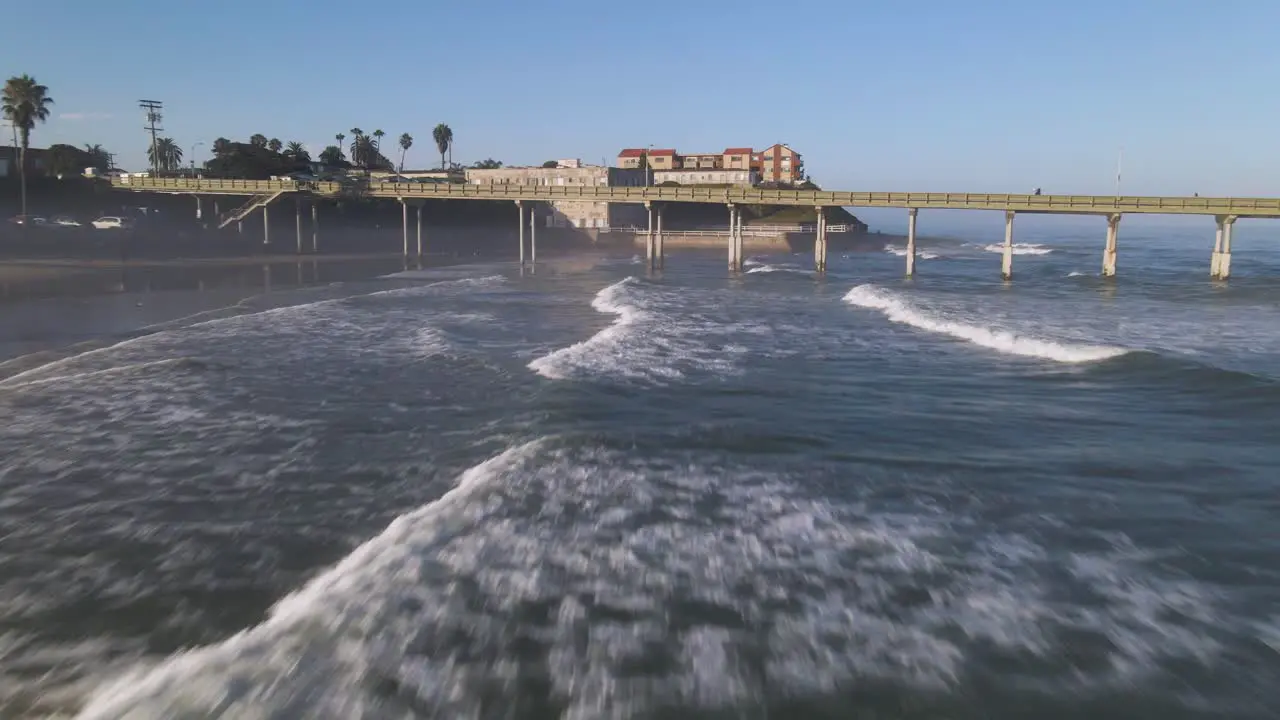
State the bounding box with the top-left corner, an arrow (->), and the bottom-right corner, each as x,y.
73,441 -> 1227,718
982,242 -> 1053,255
844,285 -> 1127,363
527,278 -> 755,382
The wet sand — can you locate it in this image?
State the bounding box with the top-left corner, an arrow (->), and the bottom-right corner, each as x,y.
0,254 -> 455,369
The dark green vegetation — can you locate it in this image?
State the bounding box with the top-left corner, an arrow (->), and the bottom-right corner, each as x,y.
2,74 -> 54,216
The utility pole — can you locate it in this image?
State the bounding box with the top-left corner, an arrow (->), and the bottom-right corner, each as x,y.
139,99 -> 163,175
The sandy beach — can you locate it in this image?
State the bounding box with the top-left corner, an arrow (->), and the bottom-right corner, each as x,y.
0,254 -> 451,370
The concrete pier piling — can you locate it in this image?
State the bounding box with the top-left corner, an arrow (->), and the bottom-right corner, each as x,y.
645,202 -> 655,267
295,199 -> 303,254
530,205 -> 537,264
727,205 -> 741,272
814,206 -> 828,273
516,201 -> 526,265
263,204 -> 270,246
311,203 -> 318,253
1212,214 -> 1236,279
1001,210 -> 1015,280
416,204 -> 423,257
906,208 -> 918,277
735,206 -> 744,270
401,200 -> 409,257
1102,213 -> 1121,277
655,206 -> 665,268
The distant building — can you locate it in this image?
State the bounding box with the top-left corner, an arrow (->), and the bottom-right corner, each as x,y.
653,169 -> 759,186
464,165 -> 647,228
722,147 -> 753,171
679,153 -> 721,170
757,143 -> 803,183
615,144 -> 803,185
555,158 -> 582,169
0,145 -> 49,178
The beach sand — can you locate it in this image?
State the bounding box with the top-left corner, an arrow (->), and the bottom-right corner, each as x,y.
0,254 -> 443,371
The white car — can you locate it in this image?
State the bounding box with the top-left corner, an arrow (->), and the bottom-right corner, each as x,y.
91,216 -> 134,230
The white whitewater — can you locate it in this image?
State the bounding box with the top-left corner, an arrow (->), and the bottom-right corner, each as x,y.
981,243 -> 1053,255
844,285 -> 1127,363
527,278 -> 753,383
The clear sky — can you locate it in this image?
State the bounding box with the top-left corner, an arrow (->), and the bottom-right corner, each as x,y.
6,0 -> 1279,196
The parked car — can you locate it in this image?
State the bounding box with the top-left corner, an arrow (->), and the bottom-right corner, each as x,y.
91,216 -> 135,230
49,215 -> 83,227
7,215 -> 47,226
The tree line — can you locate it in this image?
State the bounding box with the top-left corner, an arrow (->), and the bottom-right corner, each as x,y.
3,73 -> 514,215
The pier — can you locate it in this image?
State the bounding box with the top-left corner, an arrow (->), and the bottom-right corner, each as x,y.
110,177 -> 1280,280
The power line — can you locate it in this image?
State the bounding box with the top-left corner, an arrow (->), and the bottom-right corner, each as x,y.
139,99 -> 163,174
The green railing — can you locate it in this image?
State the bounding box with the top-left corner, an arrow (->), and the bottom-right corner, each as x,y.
109,177 -> 1280,216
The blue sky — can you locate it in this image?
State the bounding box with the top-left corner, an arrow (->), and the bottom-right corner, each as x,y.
7,0 -> 1280,196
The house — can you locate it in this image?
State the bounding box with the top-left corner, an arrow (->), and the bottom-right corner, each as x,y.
722,147 -> 753,172
679,153 -> 721,170
0,145 -> 49,178
757,143 -> 803,183
616,148 -> 677,170
615,144 -> 804,185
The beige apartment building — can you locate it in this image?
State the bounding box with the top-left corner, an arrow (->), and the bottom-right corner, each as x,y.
615,144 -> 804,184
757,143 -> 803,183
652,169 -> 759,186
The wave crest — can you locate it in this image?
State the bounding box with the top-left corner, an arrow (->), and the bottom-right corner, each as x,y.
843,285 -> 1127,363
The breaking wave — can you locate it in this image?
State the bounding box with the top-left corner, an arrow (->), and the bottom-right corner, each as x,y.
843,285 -> 1128,363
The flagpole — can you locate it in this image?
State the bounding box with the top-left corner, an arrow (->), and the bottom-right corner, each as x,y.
1115,147 -> 1123,197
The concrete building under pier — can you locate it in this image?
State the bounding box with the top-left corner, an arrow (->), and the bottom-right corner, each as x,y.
464,165 -> 647,228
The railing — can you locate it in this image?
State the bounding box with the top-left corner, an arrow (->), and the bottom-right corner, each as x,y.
107,177 -> 1280,217
601,224 -> 857,235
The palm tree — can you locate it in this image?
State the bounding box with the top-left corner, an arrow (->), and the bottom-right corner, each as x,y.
398,133 -> 413,172
432,123 -> 453,170
372,129 -> 385,155
146,137 -> 182,173
350,134 -> 376,168
285,141 -> 309,162
249,134 -> 268,148
1,74 -> 54,217
83,143 -> 110,170
267,138 -> 283,154
348,128 -> 364,166
212,137 -> 231,155
319,145 -> 344,166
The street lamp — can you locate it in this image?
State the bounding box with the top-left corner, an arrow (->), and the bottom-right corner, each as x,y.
189,141 -> 204,174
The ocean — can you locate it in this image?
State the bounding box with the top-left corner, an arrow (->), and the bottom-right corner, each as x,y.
1,211 -> 1279,718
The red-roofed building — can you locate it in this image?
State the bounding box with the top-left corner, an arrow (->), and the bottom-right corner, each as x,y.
722,147 -> 753,171
757,143 -> 803,183
615,143 -> 803,184
616,148 -> 677,170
